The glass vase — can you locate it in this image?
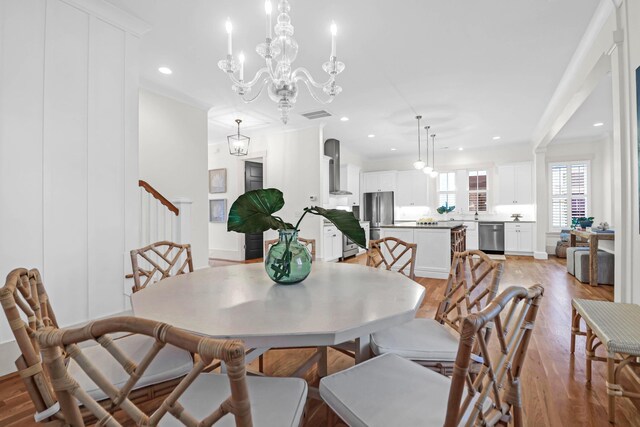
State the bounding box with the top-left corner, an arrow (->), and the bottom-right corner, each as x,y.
264,229 -> 312,284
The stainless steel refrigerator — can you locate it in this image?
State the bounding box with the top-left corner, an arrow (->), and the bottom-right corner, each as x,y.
362,192 -> 394,240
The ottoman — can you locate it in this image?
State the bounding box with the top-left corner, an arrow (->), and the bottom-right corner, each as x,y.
567,246 -> 589,276
574,250 -> 614,285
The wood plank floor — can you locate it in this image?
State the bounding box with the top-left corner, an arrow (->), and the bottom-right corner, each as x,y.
1,255 -> 639,426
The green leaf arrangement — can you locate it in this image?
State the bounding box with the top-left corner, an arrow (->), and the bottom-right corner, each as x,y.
228,189 -> 367,280
436,202 -> 456,215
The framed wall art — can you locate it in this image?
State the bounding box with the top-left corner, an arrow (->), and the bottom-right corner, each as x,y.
209,168 -> 227,193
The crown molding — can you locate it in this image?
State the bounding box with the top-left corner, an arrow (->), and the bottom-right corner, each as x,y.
59,0 -> 151,36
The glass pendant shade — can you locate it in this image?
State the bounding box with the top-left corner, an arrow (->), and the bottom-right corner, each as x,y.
423,165 -> 433,174
430,169 -> 438,178
228,119 -> 250,156
413,160 -> 425,170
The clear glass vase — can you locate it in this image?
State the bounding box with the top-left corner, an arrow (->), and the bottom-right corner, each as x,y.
264,229 -> 312,284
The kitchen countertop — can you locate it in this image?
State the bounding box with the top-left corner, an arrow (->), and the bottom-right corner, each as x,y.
380,221 -> 465,229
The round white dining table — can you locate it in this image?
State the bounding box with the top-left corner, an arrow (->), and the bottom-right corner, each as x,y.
131,261 -> 425,363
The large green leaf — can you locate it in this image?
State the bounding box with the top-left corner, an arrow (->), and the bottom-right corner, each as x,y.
306,207 -> 367,248
227,188 -> 293,233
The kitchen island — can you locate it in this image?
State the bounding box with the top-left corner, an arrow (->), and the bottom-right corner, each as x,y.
380,222 -> 465,279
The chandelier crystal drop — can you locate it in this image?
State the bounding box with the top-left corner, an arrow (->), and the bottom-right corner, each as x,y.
217,0 -> 345,124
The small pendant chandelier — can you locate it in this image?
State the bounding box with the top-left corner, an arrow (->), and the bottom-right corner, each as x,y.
228,119 -> 250,156
422,125 -> 432,174
429,133 -> 438,178
413,115 -> 425,170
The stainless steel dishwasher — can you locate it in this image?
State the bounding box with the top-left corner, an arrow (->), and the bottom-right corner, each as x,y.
479,222 -> 505,254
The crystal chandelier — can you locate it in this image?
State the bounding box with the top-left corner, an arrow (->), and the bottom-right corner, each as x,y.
228,119 -> 250,156
217,0 -> 345,124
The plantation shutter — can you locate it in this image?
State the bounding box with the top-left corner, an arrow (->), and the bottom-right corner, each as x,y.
549,162 -> 589,229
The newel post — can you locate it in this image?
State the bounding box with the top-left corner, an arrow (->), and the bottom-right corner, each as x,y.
171,198 -> 192,244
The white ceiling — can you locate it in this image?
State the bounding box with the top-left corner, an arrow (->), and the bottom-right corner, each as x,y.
552,73 -> 613,144
106,0 -> 600,159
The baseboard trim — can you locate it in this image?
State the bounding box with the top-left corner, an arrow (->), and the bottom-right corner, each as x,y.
209,249 -> 243,261
534,251 -> 549,260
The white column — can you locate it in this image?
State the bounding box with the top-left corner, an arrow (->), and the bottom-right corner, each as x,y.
172,198 -> 193,245
533,148 -> 549,259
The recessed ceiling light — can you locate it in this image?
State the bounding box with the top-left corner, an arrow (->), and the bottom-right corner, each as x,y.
593,122 -> 604,127
340,116 -> 349,122
158,67 -> 173,75
368,134 -> 375,138
492,136 -> 501,140
458,147 -> 464,151
390,148 -> 397,151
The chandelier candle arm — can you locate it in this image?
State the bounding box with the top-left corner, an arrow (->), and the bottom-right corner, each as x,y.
330,22 -> 337,58
225,18 -> 232,56
265,1 -> 272,40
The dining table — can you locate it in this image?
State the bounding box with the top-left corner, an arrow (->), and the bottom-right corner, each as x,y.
131,261 -> 425,388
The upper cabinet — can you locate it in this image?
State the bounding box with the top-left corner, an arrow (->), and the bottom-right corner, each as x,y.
340,164 -> 361,205
362,171 -> 397,193
497,162 -> 532,205
396,170 -> 429,206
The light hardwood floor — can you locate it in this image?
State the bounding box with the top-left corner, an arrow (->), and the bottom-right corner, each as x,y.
1,255 -> 638,426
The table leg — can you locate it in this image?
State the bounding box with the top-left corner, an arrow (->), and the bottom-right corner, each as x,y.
589,235 -> 598,287
355,336 -> 371,363
570,233 -> 577,247
318,346 -> 328,377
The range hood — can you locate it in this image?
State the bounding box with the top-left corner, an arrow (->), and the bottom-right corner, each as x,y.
324,138 -> 352,195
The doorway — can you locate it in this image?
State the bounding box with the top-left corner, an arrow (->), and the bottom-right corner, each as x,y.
244,161 -> 264,260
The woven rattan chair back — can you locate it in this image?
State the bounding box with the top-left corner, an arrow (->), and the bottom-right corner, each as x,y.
435,250 -> 504,336
444,284 -> 544,427
0,268 -> 61,422
130,241 -> 194,293
35,316 -> 253,426
367,237 -> 417,280
264,237 -> 316,261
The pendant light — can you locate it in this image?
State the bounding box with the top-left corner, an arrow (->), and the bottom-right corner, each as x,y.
412,115 -> 425,170
422,125 -> 432,174
227,119 -> 250,156
429,133 -> 438,178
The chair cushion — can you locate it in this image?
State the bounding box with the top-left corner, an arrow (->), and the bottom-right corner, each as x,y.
161,373 -> 308,427
69,334 -> 193,401
572,299 -> 640,355
370,318 -> 459,361
320,353 -> 455,427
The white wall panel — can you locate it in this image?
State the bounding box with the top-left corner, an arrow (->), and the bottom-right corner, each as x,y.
0,0 -> 146,369
87,17 -> 125,318
0,0 -> 46,343
43,0 -> 90,327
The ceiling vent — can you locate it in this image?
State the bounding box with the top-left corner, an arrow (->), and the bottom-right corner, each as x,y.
301,110 -> 332,120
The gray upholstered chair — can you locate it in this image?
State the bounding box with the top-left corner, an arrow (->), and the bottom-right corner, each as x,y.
320,285 -> 544,427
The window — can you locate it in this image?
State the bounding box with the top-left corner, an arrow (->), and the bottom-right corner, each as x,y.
468,170 -> 488,212
549,161 -> 589,229
438,172 -> 456,208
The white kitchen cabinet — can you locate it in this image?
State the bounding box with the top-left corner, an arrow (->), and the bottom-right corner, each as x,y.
463,221 -> 479,250
362,171 -> 397,193
340,164 -> 361,206
497,163 -> 532,205
396,170 -> 429,207
322,225 -> 343,261
504,223 -> 533,254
